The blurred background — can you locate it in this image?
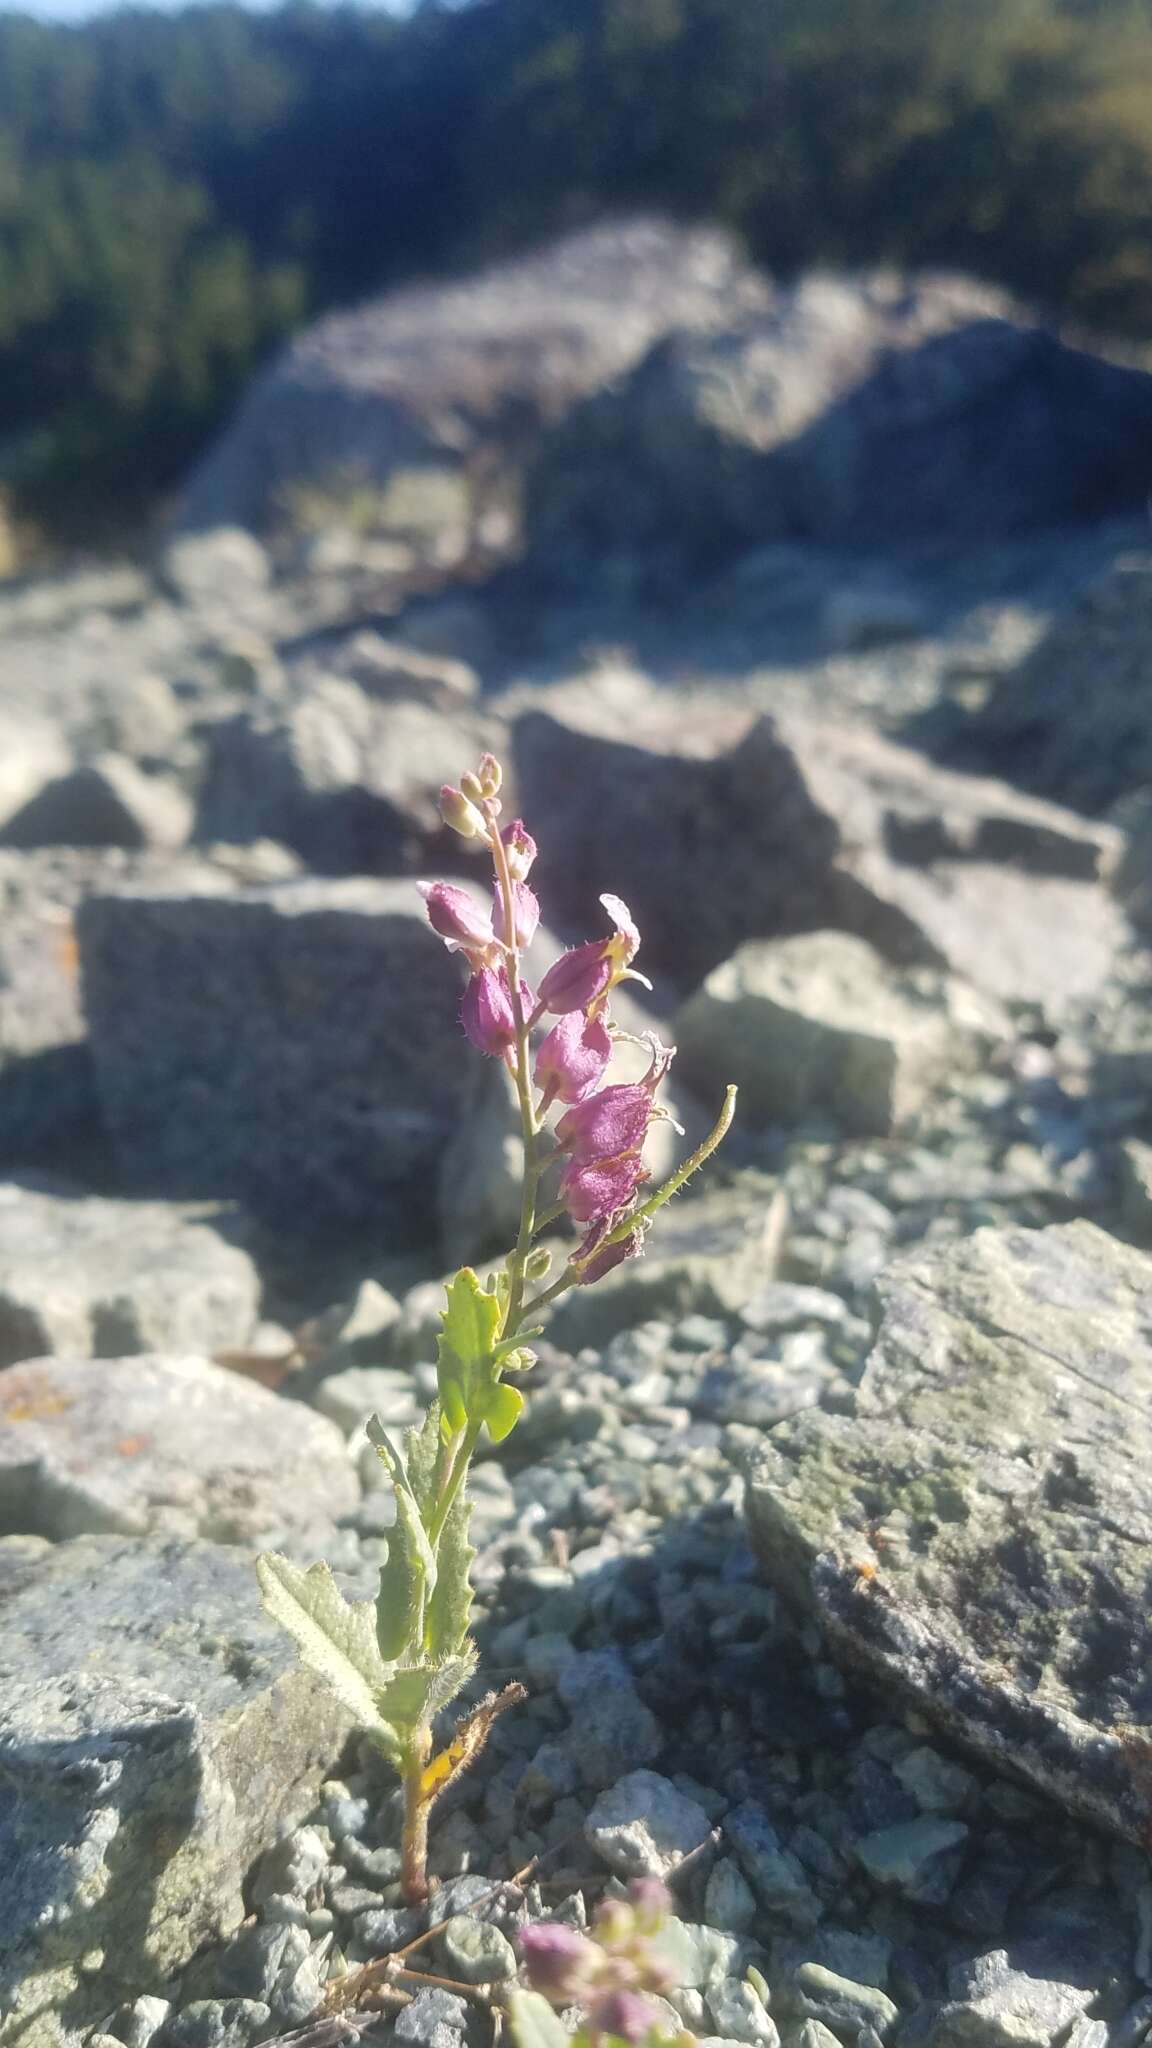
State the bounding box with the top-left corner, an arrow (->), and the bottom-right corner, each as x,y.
3,0 -> 1152,562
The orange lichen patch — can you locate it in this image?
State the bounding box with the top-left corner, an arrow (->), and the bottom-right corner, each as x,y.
54,921 -> 81,981
115,1434 -> 152,1458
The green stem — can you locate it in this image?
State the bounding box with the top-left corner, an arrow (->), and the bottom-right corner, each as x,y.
488,807 -> 541,1337
401,1728 -> 432,1904
426,1417 -> 481,1553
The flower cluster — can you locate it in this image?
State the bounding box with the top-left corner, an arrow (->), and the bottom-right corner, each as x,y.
425,757 -> 684,1284
519,1881 -> 690,2048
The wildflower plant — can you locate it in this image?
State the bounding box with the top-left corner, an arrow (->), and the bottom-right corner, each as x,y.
257,753 -> 735,1903
511,1881 -> 695,2048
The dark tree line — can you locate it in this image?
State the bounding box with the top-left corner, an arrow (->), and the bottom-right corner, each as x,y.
3,0 -> 1152,534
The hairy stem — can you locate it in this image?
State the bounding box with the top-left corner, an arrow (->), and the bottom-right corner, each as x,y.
401,1727 -> 433,1904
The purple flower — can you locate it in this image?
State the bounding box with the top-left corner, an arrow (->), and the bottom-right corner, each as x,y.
535,1010 -> 613,1109
461,967 -> 532,1058
518,1922 -> 597,2001
574,1223 -> 644,1284
502,818 -> 537,881
555,1081 -> 652,1163
587,1990 -> 663,2044
419,882 -> 498,970
493,880 -> 540,950
559,1150 -> 647,1226
537,896 -> 643,1016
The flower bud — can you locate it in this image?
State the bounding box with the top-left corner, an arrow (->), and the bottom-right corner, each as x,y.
459,770 -> 485,804
461,967 -> 517,1057
440,784 -> 487,839
518,1922 -> 597,2002
524,1246 -> 553,1280
575,1225 -> 644,1284
418,882 -> 498,968
477,752 -> 503,797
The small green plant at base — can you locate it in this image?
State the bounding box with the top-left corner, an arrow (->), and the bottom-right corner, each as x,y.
257,750 -> 736,1904
510,1880 -> 695,2048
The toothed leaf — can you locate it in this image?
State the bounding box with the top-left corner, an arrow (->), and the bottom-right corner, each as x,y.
437,1266 -> 502,1435
256,1553 -> 401,1760
367,1416 -> 437,1661
376,1647 -> 478,1733
424,1485 -> 474,1659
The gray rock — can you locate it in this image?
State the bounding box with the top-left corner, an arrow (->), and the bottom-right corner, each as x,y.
163,528 -> 271,610
0,1351 -> 357,1546
955,554 -> 1152,813
251,1826 -> 333,1906
739,1286 -> 849,1337
438,1914 -> 517,1984
854,1818 -> 968,1905
931,1949 -> 1092,2048
297,631 -> 478,712
159,2003 -> 272,2048
0,754 -> 192,852
0,1183 -> 260,1366
703,1860 -> 760,1934
0,1534 -> 352,2048
217,1923 -> 323,2023
724,1802 -> 822,1932
527,274 -> 1152,570
705,1981 -> 779,2048
744,1219 -> 1152,1846
891,1747 -> 975,1817
556,1649 -> 662,1791
196,679 -> 497,875
315,1365 -> 420,1439
1117,1138 -> 1152,1247
179,219 -> 768,539
675,933 -> 1003,1136
0,708 -> 72,835
585,1768 -> 713,1878
112,1996 -> 172,2048
392,1988 -> 468,2048
794,1965 -> 900,2042
77,878 -> 474,1235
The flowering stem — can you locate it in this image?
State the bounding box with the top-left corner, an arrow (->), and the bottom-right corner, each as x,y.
401,1727 -> 433,1903
599,1086 -> 739,1249
488,807 -> 542,1338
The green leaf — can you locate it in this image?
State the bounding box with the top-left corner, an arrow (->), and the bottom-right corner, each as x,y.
437,1266 -> 502,1435
506,1991 -> 572,2048
423,1484 -> 474,1659
256,1553 -> 401,1761
483,1381 -> 524,1444
367,1416 -> 437,1662
376,1646 -> 478,1734
406,1400 -> 444,1520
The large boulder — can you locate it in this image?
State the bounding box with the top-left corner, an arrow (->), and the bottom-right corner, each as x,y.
744,1220 -> 1152,1846
0,754 -> 192,853
0,1184 -> 260,1366
196,679 -> 499,875
77,877 -> 472,1237
0,1533 -> 354,2048
527,277 -> 1152,575
513,701 -> 1121,1002
673,932 -> 1004,1136
0,1351 -> 357,1547
947,555 -> 1152,814
178,219 -> 768,541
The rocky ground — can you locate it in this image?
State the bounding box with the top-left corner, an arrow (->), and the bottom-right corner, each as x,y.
4,220 -> 1152,2048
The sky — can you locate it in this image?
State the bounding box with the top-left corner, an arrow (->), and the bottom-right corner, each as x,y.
9,0 -> 412,18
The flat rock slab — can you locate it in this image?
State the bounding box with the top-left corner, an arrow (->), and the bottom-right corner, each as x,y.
0,1352 -> 358,1547
0,1534 -> 353,2048
0,1183 -> 260,1367
77,878 -> 472,1236
744,1220 -> 1152,1846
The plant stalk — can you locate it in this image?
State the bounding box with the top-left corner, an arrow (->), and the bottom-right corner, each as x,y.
401,1727 -> 433,1903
